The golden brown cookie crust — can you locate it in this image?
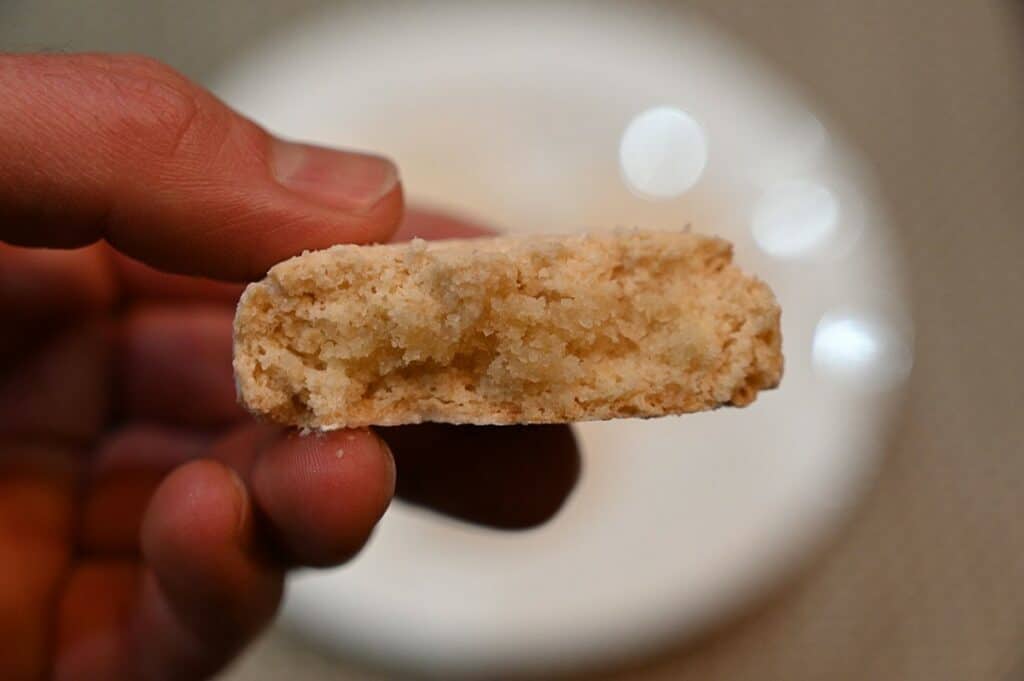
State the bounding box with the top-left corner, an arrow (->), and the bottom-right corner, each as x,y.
233,230 -> 783,428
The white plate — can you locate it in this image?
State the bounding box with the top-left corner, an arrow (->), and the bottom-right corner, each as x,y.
213,3 -> 913,677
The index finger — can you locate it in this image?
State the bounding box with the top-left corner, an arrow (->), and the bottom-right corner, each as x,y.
0,54 -> 403,281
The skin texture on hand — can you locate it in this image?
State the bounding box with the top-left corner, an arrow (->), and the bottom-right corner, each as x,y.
0,54 -> 579,681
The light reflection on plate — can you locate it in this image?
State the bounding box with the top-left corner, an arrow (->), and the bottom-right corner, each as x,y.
813,312 -> 914,390
620,106 -> 708,199
752,180 -> 840,257
214,2 -> 913,678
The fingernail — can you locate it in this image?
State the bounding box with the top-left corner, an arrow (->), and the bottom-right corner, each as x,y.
271,139 -> 399,214
373,430 -> 397,490
227,468 -> 250,536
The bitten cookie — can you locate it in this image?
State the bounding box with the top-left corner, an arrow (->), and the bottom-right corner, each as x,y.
233,230 -> 783,428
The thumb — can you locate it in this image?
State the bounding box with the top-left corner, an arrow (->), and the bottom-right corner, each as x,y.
0,53 -> 402,280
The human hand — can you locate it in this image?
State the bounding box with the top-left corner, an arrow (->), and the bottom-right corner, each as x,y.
0,54 -> 579,681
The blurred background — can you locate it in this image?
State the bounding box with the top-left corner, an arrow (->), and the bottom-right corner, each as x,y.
3,1 -> 1022,680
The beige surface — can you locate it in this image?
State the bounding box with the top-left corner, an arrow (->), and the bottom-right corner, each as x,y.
233,231 -> 781,427
3,1 -> 1022,679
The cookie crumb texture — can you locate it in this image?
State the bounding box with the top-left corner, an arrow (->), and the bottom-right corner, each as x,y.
233,231 -> 782,428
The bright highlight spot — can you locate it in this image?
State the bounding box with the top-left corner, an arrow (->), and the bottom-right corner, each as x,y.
812,314 -> 912,390
813,318 -> 878,372
752,181 -> 839,257
620,107 -> 708,199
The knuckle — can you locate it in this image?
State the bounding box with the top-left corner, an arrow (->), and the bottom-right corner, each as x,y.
88,55 -> 231,160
